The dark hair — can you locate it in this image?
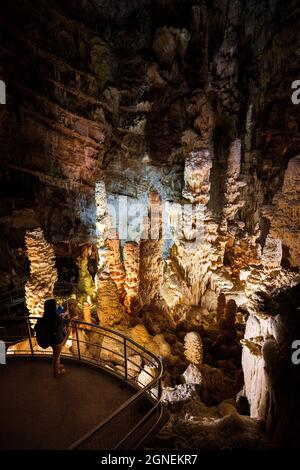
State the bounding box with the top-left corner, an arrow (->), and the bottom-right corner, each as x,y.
43,298 -> 57,322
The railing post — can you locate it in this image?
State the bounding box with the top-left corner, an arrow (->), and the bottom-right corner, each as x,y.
124,337 -> 128,381
158,376 -> 162,399
26,318 -> 34,357
74,321 -> 81,361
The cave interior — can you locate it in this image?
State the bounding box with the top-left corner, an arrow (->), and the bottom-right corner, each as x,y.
1,0 -> 300,450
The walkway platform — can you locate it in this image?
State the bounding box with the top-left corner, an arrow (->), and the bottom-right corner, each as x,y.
0,358 -> 138,449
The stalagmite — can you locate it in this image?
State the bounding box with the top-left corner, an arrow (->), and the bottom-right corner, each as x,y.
96,272 -> 126,327
160,258 -> 193,309
123,241 -> 140,313
106,237 -> 126,300
2,0 -> 300,452
223,139 -> 245,221
82,301 -> 92,324
184,331 -> 203,365
25,228 -> 58,316
95,180 -> 111,271
267,155 -> 300,266
241,313 -> 270,420
139,191 -> 163,305
77,255 -> 95,299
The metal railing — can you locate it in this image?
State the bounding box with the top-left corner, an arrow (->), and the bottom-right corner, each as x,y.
0,288 -> 25,315
0,281 -> 77,315
1,315 -> 163,450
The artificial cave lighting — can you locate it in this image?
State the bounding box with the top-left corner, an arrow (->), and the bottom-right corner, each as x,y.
1,0 -> 300,455
25,228 -> 58,317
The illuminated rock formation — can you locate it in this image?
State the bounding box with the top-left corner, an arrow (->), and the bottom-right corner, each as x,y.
182,364 -> 202,385
25,228 -> 58,316
77,255 -> 95,300
184,332 -> 203,366
267,155 -> 300,267
96,272 -> 126,327
137,364 -> 158,388
223,139 -> 245,221
241,312 -> 269,420
123,241 -> 140,313
82,302 -> 92,324
160,258 -> 193,309
139,191 -> 163,306
1,0 -> 300,451
106,238 -> 126,300
95,180 -> 111,271
182,148 -> 212,204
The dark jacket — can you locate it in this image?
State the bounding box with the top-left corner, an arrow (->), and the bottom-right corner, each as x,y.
50,316 -> 67,345
44,299 -> 67,346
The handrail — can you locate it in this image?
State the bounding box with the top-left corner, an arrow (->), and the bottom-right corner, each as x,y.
0,280 -> 78,299
0,281 -> 77,314
1,313 -> 163,450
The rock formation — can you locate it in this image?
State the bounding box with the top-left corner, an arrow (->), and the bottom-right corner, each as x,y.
106,237 -> 126,300
123,241 -> 140,313
184,332 -> 203,366
1,0 -> 300,451
96,272 -> 126,327
25,228 -> 58,316
139,191 -> 163,306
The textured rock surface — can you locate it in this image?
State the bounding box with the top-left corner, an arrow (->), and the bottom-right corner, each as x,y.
184,332 -> 203,365
123,241 -> 140,313
106,238 -> 126,300
96,272 -> 126,327
25,228 -> 58,316
1,0 -> 300,450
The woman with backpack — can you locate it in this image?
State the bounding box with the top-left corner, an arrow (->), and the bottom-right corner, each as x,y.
36,298 -> 68,377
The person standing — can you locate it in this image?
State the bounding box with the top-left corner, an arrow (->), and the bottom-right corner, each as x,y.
43,299 -> 68,378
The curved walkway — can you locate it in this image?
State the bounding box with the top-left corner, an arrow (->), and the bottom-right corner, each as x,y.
0,358 -> 141,450
0,313 -> 164,450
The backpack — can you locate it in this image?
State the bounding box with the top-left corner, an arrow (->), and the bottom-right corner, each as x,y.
34,318 -> 52,349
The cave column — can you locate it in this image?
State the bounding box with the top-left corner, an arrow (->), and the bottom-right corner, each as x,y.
25,227 -> 58,316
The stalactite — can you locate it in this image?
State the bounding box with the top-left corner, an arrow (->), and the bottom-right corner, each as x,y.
25,228 -> 58,316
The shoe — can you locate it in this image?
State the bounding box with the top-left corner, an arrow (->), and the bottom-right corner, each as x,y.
54,367 -> 66,378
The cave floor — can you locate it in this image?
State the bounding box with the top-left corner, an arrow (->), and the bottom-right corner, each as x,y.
0,357 -> 136,449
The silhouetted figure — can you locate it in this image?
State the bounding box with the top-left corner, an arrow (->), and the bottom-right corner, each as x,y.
43,299 -> 68,378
